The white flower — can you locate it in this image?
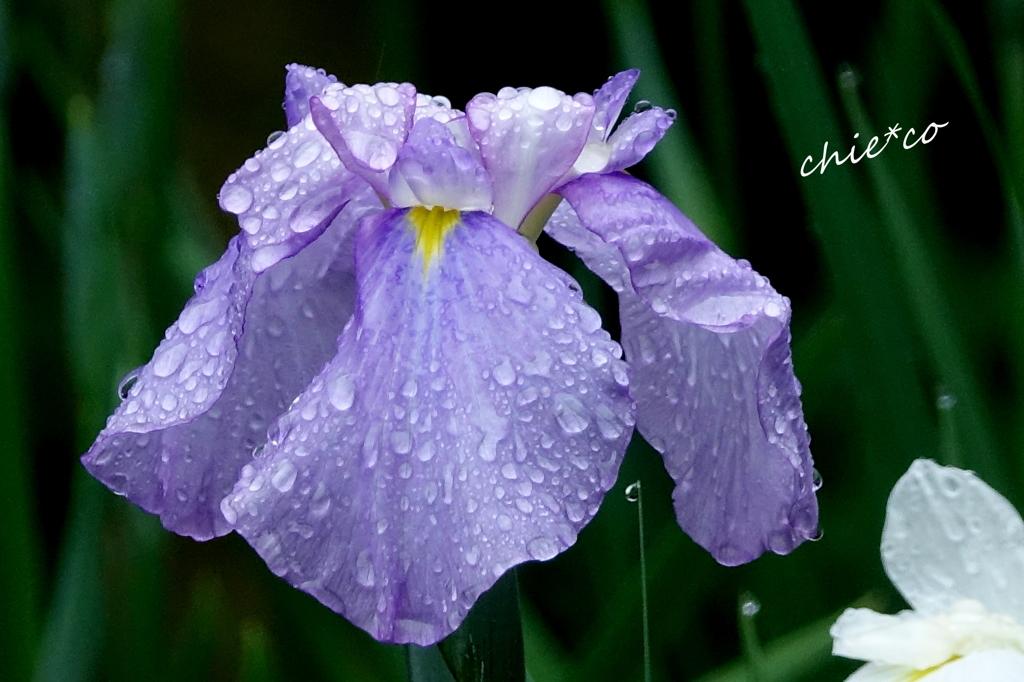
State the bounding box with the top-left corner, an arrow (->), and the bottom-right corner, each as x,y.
831,459 -> 1024,681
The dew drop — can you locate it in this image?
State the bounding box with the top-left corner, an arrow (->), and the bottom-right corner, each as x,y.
740,595 -> 760,617
493,360 -> 516,386
527,537 -> 559,561
812,468 -> 823,491
329,375 -> 356,411
267,130 -> 286,147
153,344 -> 188,378
554,393 -> 589,434
117,371 -> 139,400
271,460 -> 297,493
220,185 -> 253,214
293,141 -> 322,168
937,390 -> 957,411
356,549 -> 375,587
624,481 -> 641,502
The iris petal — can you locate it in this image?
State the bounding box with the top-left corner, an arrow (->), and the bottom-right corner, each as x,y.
388,117 -> 493,211
218,110 -> 371,273
311,81 -> 417,197
81,200 -> 373,539
466,86 -> 595,229
223,208 -> 634,644
551,172 -> 817,564
284,63 -> 338,128
590,69 -> 639,143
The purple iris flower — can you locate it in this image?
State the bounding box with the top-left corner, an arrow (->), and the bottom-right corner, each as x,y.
82,65 -> 818,645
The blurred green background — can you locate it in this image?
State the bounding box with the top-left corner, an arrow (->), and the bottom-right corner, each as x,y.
1,0 -> 1023,679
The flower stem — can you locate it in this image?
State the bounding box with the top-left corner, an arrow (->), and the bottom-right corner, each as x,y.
625,481 -> 651,682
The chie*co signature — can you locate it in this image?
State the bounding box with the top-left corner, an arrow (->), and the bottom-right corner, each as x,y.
801,121 -> 949,177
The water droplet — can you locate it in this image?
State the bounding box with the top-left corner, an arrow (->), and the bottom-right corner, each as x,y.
633,100 -> 652,113
267,130 -> 286,147
356,549 -> 375,586
293,141 -> 322,168
271,460 -> 297,492
329,375 -> 355,411
153,343 -> 188,378
740,594 -> 760,617
401,379 -> 418,398
625,481 -> 641,502
117,371 -> 139,400
527,537 -> 559,561
271,163 -> 291,182
527,87 -> 562,111
937,390 -> 957,411
220,185 -> 253,214
812,468 -> 823,491
493,360 -> 516,386
554,393 -> 589,434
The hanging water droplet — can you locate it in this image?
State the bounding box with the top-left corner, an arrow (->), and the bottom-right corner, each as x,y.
740,594 -> 760,617
937,390 -> 956,411
625,481 -> 641,502
812,468 -> 823,491
117,370 -> 140,400
809,526 -> 824,542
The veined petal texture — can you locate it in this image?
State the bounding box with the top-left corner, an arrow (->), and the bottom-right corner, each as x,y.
81,202 -> 371,539
882,459 -> 1024,622
467,86 -> 595,229
552,172 -> 817,565
223,208 -> 634,644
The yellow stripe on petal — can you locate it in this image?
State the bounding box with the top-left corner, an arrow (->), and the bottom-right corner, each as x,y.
407,206 -> 460,269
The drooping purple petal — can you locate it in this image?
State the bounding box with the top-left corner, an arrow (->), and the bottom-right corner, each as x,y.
81,198 -> 376,539
310,82 -> 417,197
881,459 -> 1024,622
590,69 -> 639,143
551,172 -> 817,565
466,86 -> 595,229
284,64 -> 338,128
223,208 -> 634,644
387,118 -> 492,211
218,112 -> 374,273
605,107 -> 676,173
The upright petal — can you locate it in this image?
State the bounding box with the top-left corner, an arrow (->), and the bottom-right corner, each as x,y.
284,64 -> 338,128
466,86 -> 595,229
224,208 -> 634,644
590,70 -> 639,143
81,200 -> 374,539
311,81 -> 417,197
882,459 -> 1024,622
387,118 -> 492,211
552,172 -> 817,564
218,111 -> 374,272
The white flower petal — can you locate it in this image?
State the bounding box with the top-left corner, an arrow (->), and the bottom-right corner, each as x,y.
925,650 -> 1024,681
831,608 -> 956,669
882,460 -> 1024,621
